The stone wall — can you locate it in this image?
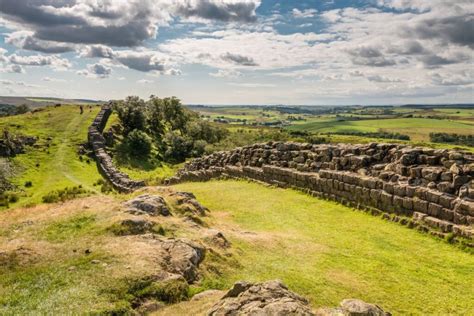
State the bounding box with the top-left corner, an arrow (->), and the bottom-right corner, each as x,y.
88,104 -> 145,192
166,142 -> 474,240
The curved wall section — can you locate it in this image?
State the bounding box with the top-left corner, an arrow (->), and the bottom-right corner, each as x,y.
88,104 -> 145,192
167,142 -> 473,241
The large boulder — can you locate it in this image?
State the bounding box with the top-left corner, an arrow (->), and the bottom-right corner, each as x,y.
125,194 -> 170,216
208,280 -> 314,316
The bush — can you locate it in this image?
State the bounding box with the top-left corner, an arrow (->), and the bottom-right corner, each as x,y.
42,186 -> 89,203
125,129 -> 153,157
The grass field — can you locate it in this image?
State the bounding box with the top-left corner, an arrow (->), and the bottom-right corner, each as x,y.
287,117 -> 474,141
1,180 -> 472,314
173,180 -> 474,315
0,105 -> 103,207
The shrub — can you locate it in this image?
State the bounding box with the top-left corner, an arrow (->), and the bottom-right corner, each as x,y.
42,186 -> 89,203
125,129 -> 153,157
8,193 -> 19,203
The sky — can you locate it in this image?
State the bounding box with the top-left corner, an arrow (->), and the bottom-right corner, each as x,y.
0,0 -> 472,105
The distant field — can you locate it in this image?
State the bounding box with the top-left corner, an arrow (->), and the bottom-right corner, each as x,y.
288,117 -> 474,142
173,180 -> 474,315
0,105 -> 102,206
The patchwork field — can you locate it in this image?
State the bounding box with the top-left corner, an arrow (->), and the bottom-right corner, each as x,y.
288,117 -> 474,142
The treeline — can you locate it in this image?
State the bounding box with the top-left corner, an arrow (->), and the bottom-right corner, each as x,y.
325,131 -> 410,140
429,133 -> 474,147
112,96 -> 228,163
0,104 -> 30,117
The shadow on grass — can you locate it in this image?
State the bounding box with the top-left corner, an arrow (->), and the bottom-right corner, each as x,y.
112,142 -> 161,171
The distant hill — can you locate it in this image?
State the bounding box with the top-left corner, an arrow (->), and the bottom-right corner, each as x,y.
0,96 -> 103,108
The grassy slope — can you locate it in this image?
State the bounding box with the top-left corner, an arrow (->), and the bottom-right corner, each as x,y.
173,180 -> 474,315
0,105 -> 103,207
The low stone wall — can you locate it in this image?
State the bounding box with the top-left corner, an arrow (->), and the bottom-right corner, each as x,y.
88,104 -> 145,192
166,142 -> 473,240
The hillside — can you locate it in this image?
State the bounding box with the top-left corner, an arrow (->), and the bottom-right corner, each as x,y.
0,105 -> 103,207
0,103 -> 473,315
1,182 -> 473,314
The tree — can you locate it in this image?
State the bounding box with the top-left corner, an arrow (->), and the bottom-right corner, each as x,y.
125,129 -> 152,157
15,104 -> 30,115
113,96 -> 147,135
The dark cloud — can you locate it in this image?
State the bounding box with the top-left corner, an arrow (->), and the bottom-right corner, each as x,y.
89,63 -> 111,77
77,63 -> 111,78
176,0 -> 259,23
419,55 -> 456,68
115,52 -> 166,72
6,64 -> 25,73
0,0 -> 261,52
0,0 -> 82,27
6,34 -> 75,54
366,74 -> 402,83
387,40 -> 427,55
221,52 -> 258,66
412,15 -> 474,48
348,46 -> 396,67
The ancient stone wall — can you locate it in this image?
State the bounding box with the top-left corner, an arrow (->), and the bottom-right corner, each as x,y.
88,104 -> 145,192
166,142 -> 473,240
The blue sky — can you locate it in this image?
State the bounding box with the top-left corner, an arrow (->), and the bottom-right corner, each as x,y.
0,0 -> 472,105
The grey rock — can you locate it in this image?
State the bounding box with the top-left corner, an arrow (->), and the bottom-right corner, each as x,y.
208,280 -> 314,316
125,194 -> 170,216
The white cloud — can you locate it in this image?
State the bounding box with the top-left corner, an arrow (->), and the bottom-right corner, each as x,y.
292,8 -> 318,19
77,63 -> 112,78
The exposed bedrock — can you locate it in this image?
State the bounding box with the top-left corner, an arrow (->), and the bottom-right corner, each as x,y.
166,141 -> 474,240
208,280 -> 391,316
88,104 -> 145,192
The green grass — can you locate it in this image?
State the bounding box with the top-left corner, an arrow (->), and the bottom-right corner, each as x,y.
173,180 -> 474,315
288,117 -> 474,141
0,105 -> 103,207
40,214 -> 97,242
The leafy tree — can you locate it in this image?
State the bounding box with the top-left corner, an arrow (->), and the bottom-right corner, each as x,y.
113,96 -> 147,135
125,129 -> 153,157
15,104 -> 30,115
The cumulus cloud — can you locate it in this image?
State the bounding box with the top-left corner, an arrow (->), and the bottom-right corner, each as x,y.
221,52 -> 258,66
77,63 -> 111,78
8,54 -> 71,69
0,0 -> 262,52
347,46 -> 396,67
80,45 -> 116,58
175,0 -> 261,22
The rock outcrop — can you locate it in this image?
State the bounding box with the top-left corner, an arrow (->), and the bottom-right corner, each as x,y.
315,299 -> 391,316
208,280 -> 314,316
125,194 -> 170,216
88,104 -> 145,192
167,142 -> 474,241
